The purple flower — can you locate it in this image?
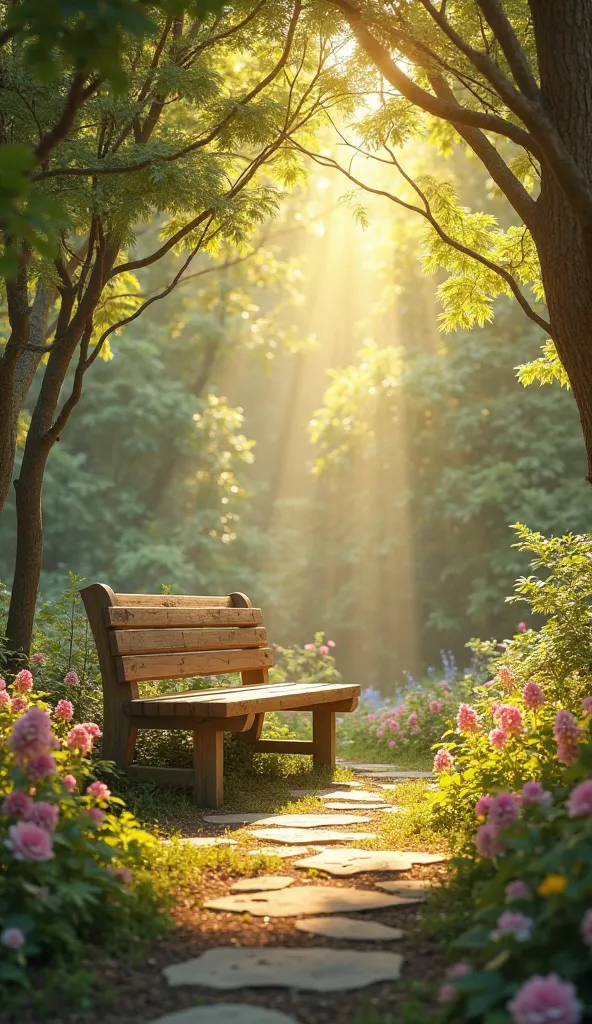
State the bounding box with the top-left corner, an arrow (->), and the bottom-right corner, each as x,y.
505,880 -> 531,902
488,792 -> 520,831
522,680 -> 544,709
507,975 -> 582,1024
491,911 -> 533,942
522,780 -> 552,807
2,790 -> 33,819
1,927 -> 25,949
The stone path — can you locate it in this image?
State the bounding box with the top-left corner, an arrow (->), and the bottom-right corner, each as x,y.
159,765 -> 445,1019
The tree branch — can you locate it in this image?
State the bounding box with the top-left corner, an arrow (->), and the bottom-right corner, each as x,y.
475,0 -> 540,99
34,73 -> 101,166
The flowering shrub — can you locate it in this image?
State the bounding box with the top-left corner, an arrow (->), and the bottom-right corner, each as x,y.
0,667 -> 157,983
437,753 -> 592,1023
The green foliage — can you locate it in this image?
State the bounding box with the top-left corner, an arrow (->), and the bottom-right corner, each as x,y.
516,340 -> 571,390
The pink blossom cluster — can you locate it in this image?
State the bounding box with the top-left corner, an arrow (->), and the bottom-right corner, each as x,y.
581,908 -> 592,947
54,699 -> 74,721
521,780 -> 552,807
582,695 -> 592,715
30,652 -> 46,665
507,974 -> 582,1024
63,670 -> 80,686
493,704 -> 524,736
5,820 -> 54,862
566,779 -> 592,818
505,880 -> 530,902
2,788 -> 59,832
554,710 -> 584,765
1,927 -> 25,949
429,699 -> 443,714
66,722 -> 101,755
522,679 -> 544,710
86,781 -> 111,800
303,640 -> 335,655
7,707 -> 57,771
491,910 -> 532,942
433,747 -> 454,773
438,962 -> 471,1004
474,790 -> 520,858
13,669 -> 33,694
498,665 -> 514,691
456,703 -> 480,735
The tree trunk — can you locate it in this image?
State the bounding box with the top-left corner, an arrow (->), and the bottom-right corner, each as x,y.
5,434 -> 50,656
530,0 -> 592,481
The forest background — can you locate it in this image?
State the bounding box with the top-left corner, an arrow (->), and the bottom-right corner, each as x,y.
1,138 -> 586,690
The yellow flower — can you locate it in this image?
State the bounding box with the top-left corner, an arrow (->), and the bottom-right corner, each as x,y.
538,874 -> 568,896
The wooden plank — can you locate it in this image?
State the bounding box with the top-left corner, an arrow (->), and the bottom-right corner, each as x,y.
117,646 -> 275,684
193,726 -> 224,808
111,625 -> 268,656
115,593 -> 233,608
106,606 -> 264,630
246,739 -> 314,754
125,713 -> 255,733
313,709 -> 335,768
290,697 -> 358,714
126,681 -> 360,718
126,765 -> 194,787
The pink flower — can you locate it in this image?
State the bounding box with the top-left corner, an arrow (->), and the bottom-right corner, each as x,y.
327,640 -> 336,648
388,740 -> 396,749
30,652 -> 46,665
557,740 -> 580,765
407,712 -> 418,727
319,645 -> 329,655
582,696 -> 592,714
448,963 -> 472,979
63,774 -> 77,793
522,680 -> 544,710
522,780 -> 552,807
13,669 -> 33,694
494,704 -> 524,736
498,665 -> 514,691
376,728 -> 384,739
507,975 -> 582,1024
433,747 -> 454,773
492,910 -> 532,942
11,695 -> 28,713
2,790 -> 33,818
28,754 -> 57,779
580,909 -> 592,947
438,962 -> 471,1002
54,699 -> 74,721
1,927 -> 25,949
83,807 -> 105,826
367,713 -> 376,722
506,880 -> 531,902
440,679 -> 449,690
456,703 -> 480,734
566,779 -> 592,818
0,677 -> 5,690
82,722 -> 102,739
430,699 -> 443,714
475,795 -> 493,817
63,670 -> 79,686
0,691 -> 9,708
5,820 -> 54,862
489,792 -> 520,831
67,724 -> 93,755
304,644 -> 315,652
517,622 -> 528,632
476,822 -> 504,857
114,866 -> 132,883
554,710 -> 581,742
27,801 -> 59,832
438,984 -> 457,1004
489,727 -> 507,749
7,706 -> 55,762
86,781 -> 111,800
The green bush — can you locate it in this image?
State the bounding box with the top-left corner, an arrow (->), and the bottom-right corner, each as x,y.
0,664 -> 161,985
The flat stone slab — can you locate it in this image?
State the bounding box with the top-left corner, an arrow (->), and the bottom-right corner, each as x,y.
295,916 -> 404,941
320,790 -> 385,802
247,828 -> 377,845
181,837 -> 237,847
338,762 -> 402,772
149,1006 -> 298,1024
230,876 -> 294,893
377,880 -> 433,898
204,884 -> 405,917
294,848 -> 446,876
203,814 -> 370,828
248,846 -> 316,858
359,771 -> 433,779
323,802 -> 387,810
164,947 -> 403,992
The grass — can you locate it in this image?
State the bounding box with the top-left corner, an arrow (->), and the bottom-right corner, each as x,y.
371,780 -> 449,852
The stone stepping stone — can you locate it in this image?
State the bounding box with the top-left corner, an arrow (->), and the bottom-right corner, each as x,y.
248,846 -> 315,858
359,770 -> 433,780
377,880 -> 433,899
164,947 -> 403,992
323,802 -> 387,810
181,837 -> 237,848
338,763 -> 401,772
203,813 -> 370,828
230,876 -> 294,893
295,916 -> 404,941
320,790 -> 385,802
294,848 -> 446,876
247,828 -> 377,845
204,884 -> 404,917
149,1006 -> 298,1024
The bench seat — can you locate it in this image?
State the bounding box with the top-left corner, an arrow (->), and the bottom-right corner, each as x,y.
81,583 -> 361,807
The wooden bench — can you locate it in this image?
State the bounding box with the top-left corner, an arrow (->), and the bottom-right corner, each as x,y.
81,583 -> 360,807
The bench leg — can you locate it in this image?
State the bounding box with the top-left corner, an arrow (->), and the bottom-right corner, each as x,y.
193,726 -> 224,808
312,709 -> 335,769
103,714 -> 137,769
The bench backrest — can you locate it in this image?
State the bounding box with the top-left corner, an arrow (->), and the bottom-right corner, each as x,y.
80,583 -> 274,701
